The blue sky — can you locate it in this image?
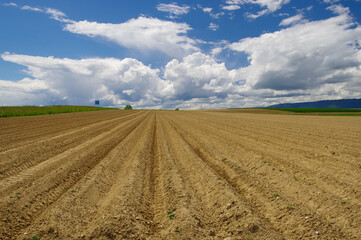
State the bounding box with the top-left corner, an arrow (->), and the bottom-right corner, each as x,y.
1,0 -> 361,109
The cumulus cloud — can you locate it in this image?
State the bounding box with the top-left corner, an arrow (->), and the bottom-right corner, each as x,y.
1,53 -> 173,107
163,52 -> 244,100
63,16 -> 199,58
0,78 -> 59,106
0,52 -> 249,108
327,4 -> 350,15
224,0 -> 290,18
248,0 -> 290,12
279,14 -> 305,26
156,3 -> 190,17
228,13 -> 361,99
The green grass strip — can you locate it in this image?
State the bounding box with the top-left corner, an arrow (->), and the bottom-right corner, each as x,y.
0,105 -> 118,118
265,108 -> 361,113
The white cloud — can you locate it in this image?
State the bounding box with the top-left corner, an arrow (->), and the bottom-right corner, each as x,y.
225,0 -> 290,18
1,53 -> 172,107
228,14 -> 361,97
45,8 -> 71,22
323,0 -> 340,3
208,23 -> 219,31
222,5 -> 241,11
21,5 -> 43,12
5,3 -> 72,23
4,4 -> 198,57
211,47 -> 224,56
197,5 -> 224,19
0,52 -> 248,109
279,14 -> 305,26
164,52 -> 244,100
202,7 -> 213,13
0,78 -> 61,106
227,0 -> 290,12
156,3 -> 190,16
3,2 -> 17,7
245,9 -> 269,19
248,0 -> 290,12
210,12 -> 226,19
327,4 -> 350,15
2,49 -> 361,109
63,16 -> 199,58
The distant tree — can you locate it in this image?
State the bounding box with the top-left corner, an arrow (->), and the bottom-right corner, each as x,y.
175,108 -> 179,111
124,105 -> 132,110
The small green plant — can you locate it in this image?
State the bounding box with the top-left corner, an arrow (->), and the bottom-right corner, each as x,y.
175,226 -> 180,232
222,157 -> 227,162
359,164 -> 361,169
167,208 -> 176,220
272,192 -> 279,198
294,176 -> 299,181
124,105 -> 132,110
286,205 -> 294,210
71,189 -> 76,193
168,178 -> 172,184
31,236 -> 40,240
169,213 -> 175,220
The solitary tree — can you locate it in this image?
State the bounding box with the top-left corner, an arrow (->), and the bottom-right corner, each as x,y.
124,105 -> 132,110
175,108 -> 179,111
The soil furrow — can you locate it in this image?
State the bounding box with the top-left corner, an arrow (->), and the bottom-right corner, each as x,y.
0,112 -> 150,239
0,110 -> 138,152
162,112 -> 284,239
165,112 -> 359,239
0,111 -> 146,179
170,113 -> 361,204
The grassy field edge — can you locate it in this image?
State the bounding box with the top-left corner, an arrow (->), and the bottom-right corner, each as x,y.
264,108 -> 361,113
0,105 -> 118,118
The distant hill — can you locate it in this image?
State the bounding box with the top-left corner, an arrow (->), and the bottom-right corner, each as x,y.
267,98 -> 361,109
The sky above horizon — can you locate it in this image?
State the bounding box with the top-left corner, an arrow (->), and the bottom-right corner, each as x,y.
1,0 -> 361,109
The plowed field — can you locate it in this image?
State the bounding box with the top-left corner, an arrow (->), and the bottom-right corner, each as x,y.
0,110 -> 360,239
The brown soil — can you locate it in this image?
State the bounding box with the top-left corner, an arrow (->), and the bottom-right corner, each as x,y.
0,110 -> 360,239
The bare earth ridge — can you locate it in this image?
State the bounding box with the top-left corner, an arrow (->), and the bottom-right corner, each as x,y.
0,110 -> 360,239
